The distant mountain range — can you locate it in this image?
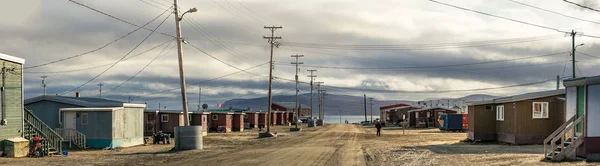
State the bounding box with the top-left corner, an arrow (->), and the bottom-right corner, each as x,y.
223,93 -> 500,116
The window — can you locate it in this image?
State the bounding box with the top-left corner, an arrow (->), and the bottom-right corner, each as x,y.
81,113 -> 88,125
212,114 -> 218,120
161,114 -> 169,122
188,115 -> 192,122
203,116 -> 206,123
533,102 -> 549,119
426,112 -> 431,118
496,105 -> 504,121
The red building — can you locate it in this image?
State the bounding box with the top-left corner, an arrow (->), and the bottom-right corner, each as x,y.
272,102 -> 311,117
276,111 -> 286,125
379,103 -> 412,124
270,112 -> 278,126
244,112 -> 259,128
257,112 -> 267,127
210,112 -> 233,133
190,112 -> 209,136
232,113 -> 245,132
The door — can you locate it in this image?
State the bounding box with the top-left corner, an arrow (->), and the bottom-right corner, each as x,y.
63,111 -> 77,140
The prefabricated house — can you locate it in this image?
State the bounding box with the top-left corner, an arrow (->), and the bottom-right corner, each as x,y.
257,112 -> 267,127
232,112 -> 245,132
244,112 -> 259,128
270,111 -> 278,126
384,106 -> 422,124
272,102 -> 311,117
546,76 -> 600,161
209,112 -> 233,133
467,89 -> 566,144
25,95 -> 146,149
379,103 -> 411,124
408,107 -> 458,128
0,53 -> 24,153
190,112 -> 209,136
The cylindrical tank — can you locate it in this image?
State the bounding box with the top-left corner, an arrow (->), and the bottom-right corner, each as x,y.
174,126 -> 203,150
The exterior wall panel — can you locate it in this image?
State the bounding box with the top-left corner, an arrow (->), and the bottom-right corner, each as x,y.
495,103 -> 516,144
515,96 -> 565,144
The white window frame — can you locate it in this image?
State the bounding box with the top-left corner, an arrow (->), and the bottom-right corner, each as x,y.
496,105 -> 504,121
532,102 -> 549,119
212,114 -> 219,120
81,113 -> 89,125
161,114 -> 169,122
188,114 -> 192,122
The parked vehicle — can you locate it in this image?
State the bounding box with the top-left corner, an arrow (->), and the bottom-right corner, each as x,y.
28,137 -> 45,157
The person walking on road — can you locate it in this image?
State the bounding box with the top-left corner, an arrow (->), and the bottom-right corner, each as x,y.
375,122 -> 382,136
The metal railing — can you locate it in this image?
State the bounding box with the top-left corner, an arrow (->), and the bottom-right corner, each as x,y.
543,115 -> 584,161
23,108 -> 63,155
55,128 -> 86,149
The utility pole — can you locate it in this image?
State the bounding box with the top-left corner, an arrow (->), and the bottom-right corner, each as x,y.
97,83 -> 104,98
307,69 -> 317,118
363,94 -> 367,122
571,30 -> 576,79
263,25 -> 282,133
173,0 -> 196,126
557,75 -> 560,90
368,98 -> 374,122
198,85 -> 202,111
315,82 -> 324,119
291,54 -> 303,129
41,76 -> 47,96
322,91 -> 327,120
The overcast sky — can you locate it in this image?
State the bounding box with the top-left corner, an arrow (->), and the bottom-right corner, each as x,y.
2,0 -> 600,109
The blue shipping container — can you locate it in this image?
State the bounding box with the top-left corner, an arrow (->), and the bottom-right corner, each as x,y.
438,114 -> 463,130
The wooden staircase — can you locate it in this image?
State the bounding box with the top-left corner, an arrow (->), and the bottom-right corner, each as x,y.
23,108 -> 63,156
55,128 -> 87,149
543,115 -> 584,162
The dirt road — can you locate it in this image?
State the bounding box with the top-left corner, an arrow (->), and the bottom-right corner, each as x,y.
0,124 -> 590,166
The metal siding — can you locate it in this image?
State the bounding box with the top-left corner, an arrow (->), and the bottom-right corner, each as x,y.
0,60 -> 23,142
496,103 -> 516,144
587,85 -> 600,137
25,101 -> 82,129
470,105 -> 496,141
75,111 -> 113,140
112,108 -> 124,139
122,107 -> 142,139
515,95 -> 565,144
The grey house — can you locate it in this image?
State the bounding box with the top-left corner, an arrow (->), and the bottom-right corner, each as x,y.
0,53 -> 24,152
25,95 -> 146,149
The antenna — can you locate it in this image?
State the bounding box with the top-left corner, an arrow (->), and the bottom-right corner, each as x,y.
41,76 -> 48,96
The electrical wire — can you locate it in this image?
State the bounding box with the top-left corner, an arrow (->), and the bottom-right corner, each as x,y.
68,0 -> 175,38
103,40 -> 176,94
60,11 -> 172,96
23,7 -> 171,69
563,0 -> 600,13
508,0 -> 600,25
187,41 -> 263,77
429,0 -> 600,39
278,52 -> 567,70
23,39 -> 174,74
577,51 -> 600,59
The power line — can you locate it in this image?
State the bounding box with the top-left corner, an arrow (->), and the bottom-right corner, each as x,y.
508,0 -> 600,25
563,0 -> 600,13
278,52 -> 567,70
68,0 -> 175,38
282,34 -> 561,50
187,41 -> 262,76
103,40 -> 176,94
60,11 -> 171,96
23,39 -> 174,74
23,8 -> 171,69
429,0 -> 600,39
577,51 -> 600,59
136,62 -> 269,101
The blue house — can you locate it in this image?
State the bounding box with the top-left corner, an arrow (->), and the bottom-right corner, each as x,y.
25,95 -> 146,149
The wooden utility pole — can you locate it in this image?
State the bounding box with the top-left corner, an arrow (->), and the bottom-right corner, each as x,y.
291,54 -> 303,129
307,69 -> 317,118
363,94 -> 367,122
571,30 -> 576,78
263,26 -> 282,133
97,83 -> 104,98
315,82 -> 324,119
368,98 -> 374,122
174,0 -> 192,126
41,76 -> 47,96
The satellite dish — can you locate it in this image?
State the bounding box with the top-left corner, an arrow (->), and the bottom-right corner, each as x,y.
202,104 -> 208,109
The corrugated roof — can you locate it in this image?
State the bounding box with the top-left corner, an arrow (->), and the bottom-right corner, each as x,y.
467,89 -> 565,105
0,53 -> 25,64
25,95 -> 145,108
408,107 -> 459,113
564,75 -> 600,87
273,102 -> 310,109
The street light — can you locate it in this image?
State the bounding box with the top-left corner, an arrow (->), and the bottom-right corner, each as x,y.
179,8 -> 198,20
